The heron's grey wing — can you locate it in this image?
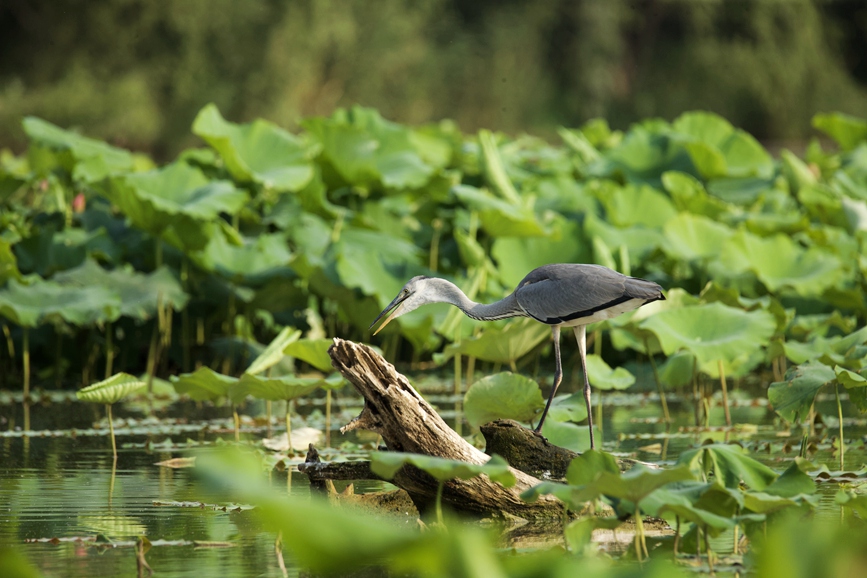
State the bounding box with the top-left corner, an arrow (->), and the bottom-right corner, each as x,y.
514,264 -> 662,324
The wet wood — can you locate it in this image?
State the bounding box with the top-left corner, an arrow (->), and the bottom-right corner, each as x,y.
328,338 -> 563,519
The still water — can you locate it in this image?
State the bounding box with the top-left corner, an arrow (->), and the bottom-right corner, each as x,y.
1,380 -> 864,577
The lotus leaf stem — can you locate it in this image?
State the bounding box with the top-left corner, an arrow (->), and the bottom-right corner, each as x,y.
435,480 -> 444,526
836,383 -> 845,470
105,321 -> 114,379
718,359 -> 731,426
285,402 -> 292,452
107,403 -> 117,460
23,327 -> 30,431
645,338 -> 670,424
325,389 -> 332,447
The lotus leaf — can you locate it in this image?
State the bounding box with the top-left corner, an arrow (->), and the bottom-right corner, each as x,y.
565,449 -> 620,487
440,318 -> 551,364
640,302 -> 775,372
591,123 -> 692,186
54,259 -> 187,318
452,185 -> 547,237
192,230 -> 293,281
661,171 -> 731,219
657,502 -> 735,534
192,103 -> 314,191
768,361 -> 838,423
478,130 -> 521,204
23,116 -> 136,182
283,338 -> 335,373
303,106 -> 436,190
104,161 -> 248,250
245,327 -> 302,375
170,367 -> 238,403
677,443 -> 777,490
835,490 -> 867,519
14,225 -> 119,277
0,238 -> 20,284
230,373 -> 333,404
583,212 -> 664,262
463,372 -> 545,428
77,373 -> 146,405
563,516 -> 623,553
812,112 -> 867,151
595,183 -> 676,228
538,417 -> 591,453
662,213 -> 733,262
491,217 -> 588,287
370,452 -> 516,487
0,278 -> 121,327
582,354 -> 635,390
672,111 -> 773,179
741,491 -> 818,514
763,458 -> 817,498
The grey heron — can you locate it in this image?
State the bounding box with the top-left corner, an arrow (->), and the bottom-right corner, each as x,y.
369,263 -> 665,449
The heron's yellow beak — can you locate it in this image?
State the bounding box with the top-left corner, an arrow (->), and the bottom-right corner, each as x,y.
372,303 -> 404,335
369,293 -> 410,335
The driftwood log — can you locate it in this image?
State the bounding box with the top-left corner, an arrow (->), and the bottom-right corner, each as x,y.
319,338 -> 563,519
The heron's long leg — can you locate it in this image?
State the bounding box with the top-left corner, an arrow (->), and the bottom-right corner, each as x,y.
574,325 -> 595,449
533,326 -> 561,433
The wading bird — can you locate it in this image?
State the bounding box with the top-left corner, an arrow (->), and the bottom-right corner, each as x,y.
369,264 -> 665,449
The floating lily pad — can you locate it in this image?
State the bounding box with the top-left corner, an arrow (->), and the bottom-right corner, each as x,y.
463,372 -> 545,428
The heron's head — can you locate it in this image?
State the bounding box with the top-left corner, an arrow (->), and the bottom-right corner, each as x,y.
369,276 -> 439,335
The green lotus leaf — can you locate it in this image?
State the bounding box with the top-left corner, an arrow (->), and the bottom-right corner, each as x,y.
545,392 -> 589,424
672,111 -> 773,179
595,464 -> 696,504
662,212 -> 733,262
491,217 -> 588,287
245,327 -> 302,376
192,103 -> 314,191
835,365 -> 867,393
640,302 -> 776,366
463,372 -> 545,428
595,183 -> 677,228
768,361 -> 837,423
783,327 -> 867,366
191,230 -> 293,281
171,367 -> 238,403
741,491 -> 818,514
14,224 -> 120,277
657,350 -> 697,388
661,171 -> 731,219
478,129 -> 521,204
23,116 -> 135,182
104,161 -> 248,250
283,338 -> 334,373
583,212 -> 664,262
565,449 -> 620,487
780,149 -> 818,193
658,502 -> 735,534
370,452 -> 516,487
677,443 -> 778,490
583,354 -> 635,391
563,516 -> 623,553
763,458 -> 817,498
441,318 -> 551,364
452,185 -> 546,238
303,106 -> 436,190
77,373 -> 146,404
230,373 -> 327,404
593,123 -> 693,186
0,278 -> 121,327
812,112 -> 867,151
54,259 -> 188,319
333,228 -> 421,301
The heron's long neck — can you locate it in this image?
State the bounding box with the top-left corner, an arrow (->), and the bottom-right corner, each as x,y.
432,279 -> 525,321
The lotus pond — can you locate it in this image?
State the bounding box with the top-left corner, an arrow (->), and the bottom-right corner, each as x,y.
2,106 -> 867,576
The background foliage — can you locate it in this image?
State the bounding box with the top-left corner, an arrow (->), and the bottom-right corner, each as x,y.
1,0 -> 866,159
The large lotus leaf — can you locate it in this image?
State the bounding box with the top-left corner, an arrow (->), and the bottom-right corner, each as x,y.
672,111 -> 773,179
583,212 -> 664,262
333,228 -> 421,301
230,373 -> 327,403
661,171 -> 731,219
583,354 -> 635,390
191,230 -> 292,281
477,129 -> 521,204
192,103 -> 314,191
657,350 -> 697,388
170,367 -> 238,403
491,217 -> 589,288
708,177 -> 774,205
370,452 -> 516,487
640,302 -> 775,366
677,443 -> 778,490
835,365 -> 867,409
741,491 -> 818,514
565,449 -> 620,487
441,318 -> 550,364
23,116 -> 135,182
782,326 -> 867,367
283,339 -> 334,373
780,149 -> 818,194
658,502 -> 735,535
14,224 -> 119,277
303,106 -> 435,190
0,278 -> 121,327
589,464 -> 696,505
539,416 -> 593,453
595,183 -> 677,228
590,123 -> 693,186
245,327 -> 302,375
768,361 -> 837,424
104,161 -> 248,248
452,185 -> 547,238
463,372 -> 545,428
77,373 -> 146,405
836,490 -> 867,519
54,259 -> 187,318
812,112 -> 867,151
662,212 -> 733,262
563,516 -> 624,553
763,458 -> 817,498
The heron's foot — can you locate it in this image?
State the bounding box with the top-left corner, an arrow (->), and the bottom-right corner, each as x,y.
531,427 -> 546,439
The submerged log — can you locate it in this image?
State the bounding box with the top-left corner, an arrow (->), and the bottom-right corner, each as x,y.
328,338 -> 563,519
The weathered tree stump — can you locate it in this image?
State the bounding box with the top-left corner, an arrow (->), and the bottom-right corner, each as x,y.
325,338 -> 563,519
